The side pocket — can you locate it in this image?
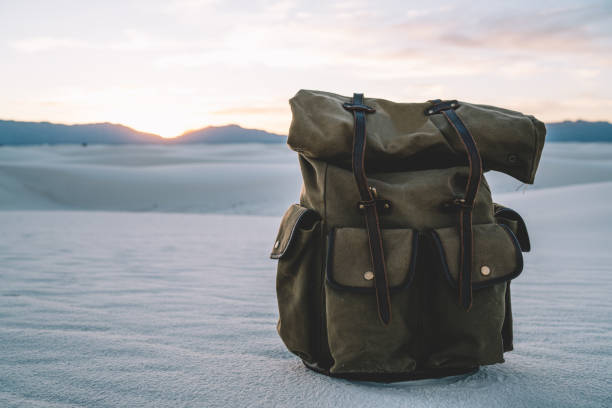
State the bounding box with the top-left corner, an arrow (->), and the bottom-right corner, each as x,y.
493,204 -> 528,352
271,204 -> 321,362
494,203 -> 530,252
324,227 -> 420,374
425,223 -> 523,368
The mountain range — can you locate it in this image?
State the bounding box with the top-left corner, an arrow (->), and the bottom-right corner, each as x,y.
0,121 -> 285,145
0,119 -> 610,145
544,120 -> 612,142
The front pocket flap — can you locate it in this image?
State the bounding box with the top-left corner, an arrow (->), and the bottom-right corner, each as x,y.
430,223 -> 523,289
326,227 -> 419,292
270,204 -> 320,259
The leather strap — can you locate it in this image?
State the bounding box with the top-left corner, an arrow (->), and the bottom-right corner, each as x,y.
426,100 -> 482,310
343,93 -> 392,325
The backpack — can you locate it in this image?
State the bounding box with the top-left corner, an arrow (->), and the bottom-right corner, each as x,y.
270,89 -> 546,381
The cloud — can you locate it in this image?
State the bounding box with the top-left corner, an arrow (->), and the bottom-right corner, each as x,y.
10,37 -> 90,52
435,3 -> 612,54
212,106 -> 288,115
3,0 -> 612,131
9,29 -> 191,53
509,95 -> 612,122
159,0 -> 220,14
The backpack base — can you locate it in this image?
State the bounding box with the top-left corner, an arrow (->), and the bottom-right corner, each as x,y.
303,360 -> 479,383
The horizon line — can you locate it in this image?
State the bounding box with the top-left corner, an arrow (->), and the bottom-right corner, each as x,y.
0,118 -> 288,139
1,117 -> 610,139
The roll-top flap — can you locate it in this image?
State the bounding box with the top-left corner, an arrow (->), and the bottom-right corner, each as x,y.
326,227 -> 419,291
270,204 -> 319,259
430,223 -> 523,289
288,89 -> 546,184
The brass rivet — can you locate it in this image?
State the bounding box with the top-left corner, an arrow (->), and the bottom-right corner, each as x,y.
384,203 -> 390,209
358,204 -> 365,209
480,265 -> 491,276
363,271 -> 374,280
274,240 -> 280,249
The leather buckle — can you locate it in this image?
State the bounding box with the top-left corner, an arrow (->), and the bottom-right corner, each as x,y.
343,102 -> 376,113
357,199 -> 392,213
425,100 -> 459,115
443,197 -> 472,210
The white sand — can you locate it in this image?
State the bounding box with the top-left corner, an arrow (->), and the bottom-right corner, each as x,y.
0,144 -> 301,214
0,143 -> 610,407
2,142 -> 612,214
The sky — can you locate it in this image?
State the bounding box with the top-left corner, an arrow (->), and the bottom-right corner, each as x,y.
1,0 -> 611,138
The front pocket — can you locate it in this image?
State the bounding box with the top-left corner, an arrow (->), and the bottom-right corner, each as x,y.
424,223 -> 523,368
430,223 -> 524,289
325,227 -> 420,374
271,204 -> 322,363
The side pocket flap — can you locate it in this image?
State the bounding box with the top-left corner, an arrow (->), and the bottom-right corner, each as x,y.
430,223 -> 523,289
494,204 -> 531,252
270,204 -> 320,259
326,227 -> 419,292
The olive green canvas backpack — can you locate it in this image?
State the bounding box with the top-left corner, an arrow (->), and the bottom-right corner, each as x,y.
271,89 -> 546,381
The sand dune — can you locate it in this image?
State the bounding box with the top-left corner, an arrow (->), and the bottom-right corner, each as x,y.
1,143 -> 612,214
0,144 -> 300,214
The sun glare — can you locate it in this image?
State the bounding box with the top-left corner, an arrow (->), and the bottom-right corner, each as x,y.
121,111 -> 214,139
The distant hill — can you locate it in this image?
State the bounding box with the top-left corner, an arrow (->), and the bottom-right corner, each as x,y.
0,120 -> 164,145
0,120 -> 286,145
167,124 -> 285,144
1,119 -> 611,145
546,121 -> 612,142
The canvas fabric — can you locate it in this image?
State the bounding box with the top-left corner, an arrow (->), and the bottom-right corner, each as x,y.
270,89 -> 545,380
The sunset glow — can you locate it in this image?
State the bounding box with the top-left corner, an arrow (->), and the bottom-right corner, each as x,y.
1,0 -> 611,136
